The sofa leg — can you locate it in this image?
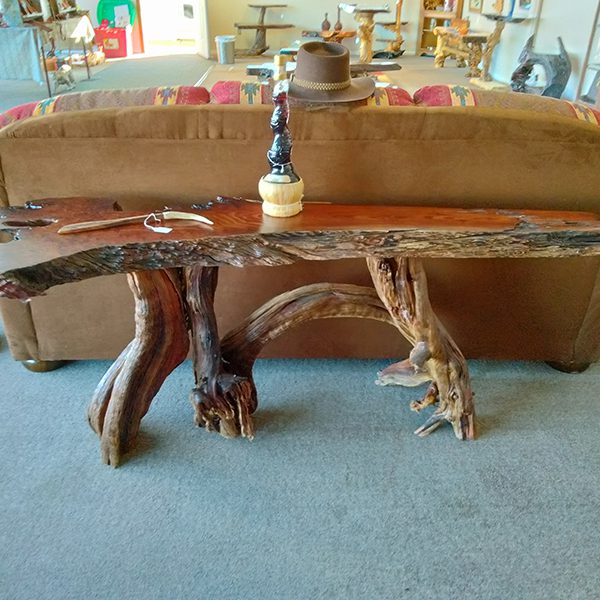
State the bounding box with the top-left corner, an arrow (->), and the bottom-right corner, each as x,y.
546,360 -> 591,374
21,359 -> 68,373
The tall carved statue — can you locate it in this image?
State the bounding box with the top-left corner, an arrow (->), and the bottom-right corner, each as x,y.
258,56 -> 304,218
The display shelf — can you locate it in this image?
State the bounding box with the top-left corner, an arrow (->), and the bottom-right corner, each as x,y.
418,0 -> 464,55
423,10 -> 455,19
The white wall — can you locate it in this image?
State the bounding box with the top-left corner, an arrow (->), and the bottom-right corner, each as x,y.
463,0 -> 598,99
77,0 -> 99,26
534,0 -> 597,99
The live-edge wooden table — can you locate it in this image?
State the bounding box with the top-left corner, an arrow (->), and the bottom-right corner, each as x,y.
3,196 -> 600,466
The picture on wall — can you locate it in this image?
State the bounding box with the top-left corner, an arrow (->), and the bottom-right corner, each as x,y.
481,0 -> 534,17
481,0 -> 505,15
512,0 -> 535,18
469,0 -> 483,12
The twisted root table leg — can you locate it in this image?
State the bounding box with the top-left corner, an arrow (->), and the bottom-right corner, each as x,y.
366,257 -> 475,440
186,265 -> 257,440
189,276 -> 393,440
87,270 -> 190,466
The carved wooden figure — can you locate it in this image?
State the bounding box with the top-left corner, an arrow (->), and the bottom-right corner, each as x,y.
258,63 -> 304,218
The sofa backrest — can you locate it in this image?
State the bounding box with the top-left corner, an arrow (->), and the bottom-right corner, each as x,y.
1,103 -> 599,212
0,85 -> 210,129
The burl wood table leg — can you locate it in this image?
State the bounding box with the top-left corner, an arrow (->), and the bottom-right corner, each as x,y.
367,257 -> 475,440
186,266 -> 257,440
87,270 -> 190,466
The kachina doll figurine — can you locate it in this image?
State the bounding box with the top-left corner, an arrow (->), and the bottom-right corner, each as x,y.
258,55 -> 304,218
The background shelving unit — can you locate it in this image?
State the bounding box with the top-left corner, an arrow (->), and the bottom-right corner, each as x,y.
418,0 -> 464,55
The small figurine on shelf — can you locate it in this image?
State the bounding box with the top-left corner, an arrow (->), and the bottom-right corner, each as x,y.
18,0 -> 39,17
334,7 -> 343,31
321,12 -> 331,31
258,55 -> 304,218
53,62 -> 76,91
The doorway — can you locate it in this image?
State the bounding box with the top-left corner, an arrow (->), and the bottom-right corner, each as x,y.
138,0 -> 210,57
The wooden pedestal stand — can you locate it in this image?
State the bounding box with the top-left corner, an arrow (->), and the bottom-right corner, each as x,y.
4,199 -> 600,466
374,0 -> 407,59
235,3 -> 294,56
340,3 -> 390,63
480,15 -> 526,81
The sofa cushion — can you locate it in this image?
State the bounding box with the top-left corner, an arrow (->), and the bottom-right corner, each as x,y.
0,85 -> 210,129
210,80 -> 414,107
210,80 -> 273,105
415,84 -> 600,126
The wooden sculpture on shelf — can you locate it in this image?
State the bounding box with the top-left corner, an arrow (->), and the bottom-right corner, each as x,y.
258,55 -> 304,218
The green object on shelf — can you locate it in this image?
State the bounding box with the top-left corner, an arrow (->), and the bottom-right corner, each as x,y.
96,0 -> 137,27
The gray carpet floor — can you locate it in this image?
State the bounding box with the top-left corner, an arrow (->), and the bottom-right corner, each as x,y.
1,318 -> 600,599
0,53 -> 214,112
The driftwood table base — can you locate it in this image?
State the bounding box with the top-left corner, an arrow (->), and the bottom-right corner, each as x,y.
5,197 -> 600,465
85,256 -> 472,466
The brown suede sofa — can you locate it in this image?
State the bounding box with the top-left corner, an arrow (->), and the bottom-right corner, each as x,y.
2,84 -> 600,370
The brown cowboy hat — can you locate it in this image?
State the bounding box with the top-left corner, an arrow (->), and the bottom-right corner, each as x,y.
289,41 -> 375,103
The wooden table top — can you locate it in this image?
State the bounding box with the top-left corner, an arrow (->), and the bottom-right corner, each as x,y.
340,3 -> 390,15
434,26 -> 490,41
3,196 -> 600,300
235,23 -> 294,29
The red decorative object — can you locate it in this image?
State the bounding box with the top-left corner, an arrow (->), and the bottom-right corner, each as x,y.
94,25 -> 129,58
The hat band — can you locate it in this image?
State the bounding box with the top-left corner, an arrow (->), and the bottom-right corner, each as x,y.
292,76 -> 352,92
